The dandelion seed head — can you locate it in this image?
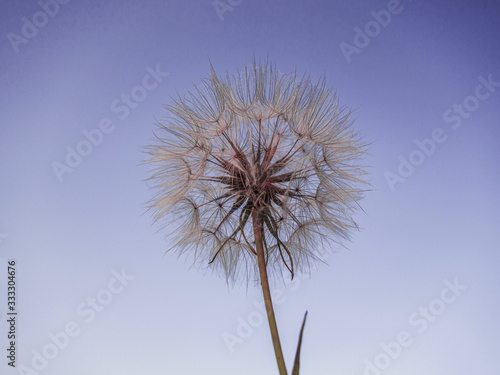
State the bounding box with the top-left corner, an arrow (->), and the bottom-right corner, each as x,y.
145,60 -> 368,285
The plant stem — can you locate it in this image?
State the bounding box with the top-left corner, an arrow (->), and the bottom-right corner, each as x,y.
252,209 -> 288,375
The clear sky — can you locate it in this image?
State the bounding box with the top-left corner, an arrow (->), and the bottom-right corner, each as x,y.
1,0 -> 499,374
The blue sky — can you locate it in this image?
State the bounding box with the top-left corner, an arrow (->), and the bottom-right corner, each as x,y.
1,0 -> 499,374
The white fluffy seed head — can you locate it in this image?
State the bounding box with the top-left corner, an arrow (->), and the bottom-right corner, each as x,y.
145,60 -> 368,285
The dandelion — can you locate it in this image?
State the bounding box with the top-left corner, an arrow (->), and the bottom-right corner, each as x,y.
145,60 -> 367,375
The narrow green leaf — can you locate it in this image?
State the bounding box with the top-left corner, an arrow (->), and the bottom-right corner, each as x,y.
291,311 -> 308,375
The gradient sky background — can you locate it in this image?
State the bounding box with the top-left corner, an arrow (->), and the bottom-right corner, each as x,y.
1,0 -> 499,374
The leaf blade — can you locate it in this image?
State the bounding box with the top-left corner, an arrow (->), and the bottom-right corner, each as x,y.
291,311 -> 308,375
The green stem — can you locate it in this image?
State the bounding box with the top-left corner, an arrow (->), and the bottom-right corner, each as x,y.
252,209 -> 288,375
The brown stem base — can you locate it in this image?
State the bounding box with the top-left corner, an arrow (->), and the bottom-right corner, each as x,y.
252,209 -> 288,375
